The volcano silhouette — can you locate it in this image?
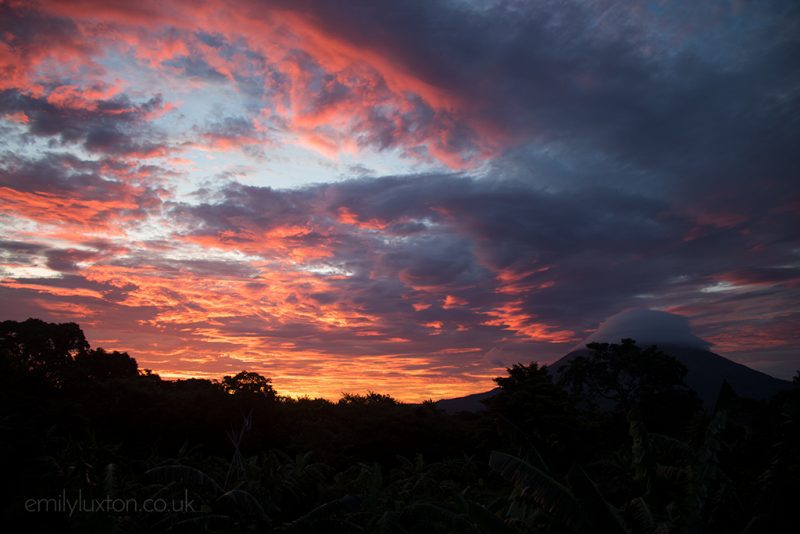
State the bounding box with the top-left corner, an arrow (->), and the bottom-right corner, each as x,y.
437,309 -> 792,412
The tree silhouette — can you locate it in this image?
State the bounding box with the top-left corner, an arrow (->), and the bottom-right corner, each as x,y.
0,318 -> 89,385
73,348 -> 139,381
485,362 -> 579,458
1,319 -> 795,533
222,370 -> 278,401
559,339 -> 697,409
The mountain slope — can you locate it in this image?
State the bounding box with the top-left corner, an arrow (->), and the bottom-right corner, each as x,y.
549,344 -> 792,408
435,388 -> 499,413
435,344 -> 792,411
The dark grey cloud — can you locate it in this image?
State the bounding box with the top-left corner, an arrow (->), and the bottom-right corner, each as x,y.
167,170 -> 799,376
170,183 -> 316,236
45,248 -> 98,273
273,0 -> 799,205
163,55 -> 228,81
0,90 -> 167,157
0,1 -> 93,67
1,153 -> 125,196
1,0 -> 798,384
0,152 -> 163,227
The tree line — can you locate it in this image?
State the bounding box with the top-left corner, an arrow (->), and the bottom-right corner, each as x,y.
1,318 -> 798,532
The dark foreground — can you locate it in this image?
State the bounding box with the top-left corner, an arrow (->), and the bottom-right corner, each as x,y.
2,319 -> 798,533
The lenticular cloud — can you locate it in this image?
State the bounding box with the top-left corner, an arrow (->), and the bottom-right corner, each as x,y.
578,309 -> 710,351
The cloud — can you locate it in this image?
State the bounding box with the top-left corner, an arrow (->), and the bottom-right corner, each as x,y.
0,153 -> 161,231
0,0 -> 797,398
7,157 -> 799,394
0,90 -> 168,157
154,173 -> 799,372
12,0 -> 497,167
579,308 -> 710,351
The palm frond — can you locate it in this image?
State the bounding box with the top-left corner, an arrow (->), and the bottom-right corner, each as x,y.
567,464 -> 630,534
489,450 -> 581,529
275,494 -> 363,533
465,499 -> 516,534
626,497 -> 656,534
219,488 -> 270,522
146,465 -> 223,495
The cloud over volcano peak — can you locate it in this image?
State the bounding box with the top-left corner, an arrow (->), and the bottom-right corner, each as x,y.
580,309 -> 710,351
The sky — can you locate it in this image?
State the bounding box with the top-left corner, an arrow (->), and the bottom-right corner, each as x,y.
1,0 -> 798,400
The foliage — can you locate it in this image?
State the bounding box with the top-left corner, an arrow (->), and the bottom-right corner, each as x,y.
1,319 -> 797,532
558,339 -> 691,410
0,318 -> 89,384
558,339 -> 702,435
222,371 -> 279,402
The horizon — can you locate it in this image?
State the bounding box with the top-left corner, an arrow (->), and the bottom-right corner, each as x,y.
4,311 -> 791,404
1,1 -> 799,401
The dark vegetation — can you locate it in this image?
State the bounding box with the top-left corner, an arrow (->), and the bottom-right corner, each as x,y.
2,319 -> 798,533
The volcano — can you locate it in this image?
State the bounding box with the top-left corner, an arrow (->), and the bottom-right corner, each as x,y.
436,309 -> 792,412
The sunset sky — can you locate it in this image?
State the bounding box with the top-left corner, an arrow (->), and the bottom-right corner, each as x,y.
1,0 -> 798,400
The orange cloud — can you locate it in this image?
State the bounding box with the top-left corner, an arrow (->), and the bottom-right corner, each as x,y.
443,294 -> 468,309
28,0 -> 500,168
0,187 -> 141,232
336,207 -> 388,230
0,279 -> 104,299
483,300 -> 576,343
